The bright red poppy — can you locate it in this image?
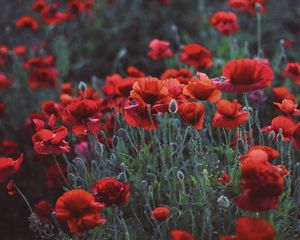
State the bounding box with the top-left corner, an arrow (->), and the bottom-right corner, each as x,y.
228,0 -> 249,12
92,177 -> 130,207
13,45 -> 27,57
178,102 -> 205,130
272,87 -> 295,102
161,68 -> 193,85
183,73 -> 221,102
216,59 -> 274,93
210,11 -> 239,36
151,207 -> 170,222
41,3 -> 68,25
148,39 -> 173,60
282,62 -> 300,85
180,43 -> 213,70
274,99 -> 300,116
55,189 -> 106,236
221,217 -> 275,240
0,154 -> 23,183
127,66 -> 145,78
16,16 -> 39,30
261,116 -> 296,141
212,99 -> 248,129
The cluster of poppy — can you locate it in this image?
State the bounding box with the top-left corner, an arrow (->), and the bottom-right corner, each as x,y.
16,0 -> 96,30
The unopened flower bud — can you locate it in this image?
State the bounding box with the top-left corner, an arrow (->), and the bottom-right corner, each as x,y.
255,3 -> 262,13
276,129 -> 283,142
268,130 -> 275,141
217,195 -> 230,208
78,81 -> 87,93
177,170 -> 185,181
169,99 -> 178,114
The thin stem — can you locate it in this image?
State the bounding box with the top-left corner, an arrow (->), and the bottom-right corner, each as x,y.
256,12 -> 263,58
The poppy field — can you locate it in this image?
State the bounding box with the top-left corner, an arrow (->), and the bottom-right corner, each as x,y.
1,0 -> 300,239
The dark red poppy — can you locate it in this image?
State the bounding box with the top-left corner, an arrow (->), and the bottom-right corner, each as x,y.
41,3 -> 68,25
24,56 -> 55,70
55,189 -> 106,236
247,0 -> 267,14
148,39 -> 173,60
28,67 -> 59,89
161,68 -> 193,85
92,177 -> 130,207
171,230 -> 194,240
292,123 -> 300,149
261,116 -> 296,141
180,43 -> 213,70
228,0 -> 249,12
282,62 -> 300,85
62,99 -> 101,136
0,102 -> 5,117
272,87 -> 295,102
178,102 -> 205,130
0,73 -> 11,91
212,99 -> 248,129
32,0 -> 47,11
217,172 -> 232,185
0,140 -> 20,157
127,66 -> 145,78
35,200 -> 53,223
274,99 -> 300,116
7,181 -> 15,196
46,164 -> 68,189
151,207 -> 170,222
13,45 -> 27,57
183,73 -> 221,102
210,11 -> 239,36
16,16 -> 39,30
0,154 -> 23,183
221,217 -> 275,240
61,83 -> 74,95
216,59 -> 274,93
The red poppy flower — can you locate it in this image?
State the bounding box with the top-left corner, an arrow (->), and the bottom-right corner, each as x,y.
41,4 -> 68,25
35,200 -> 53,223
55,189 -> 106,236
13,45 -> 27,57
217,172 -> 232,185
24,56 -> 55,70
236,150 -> 284,212
123,102 -> 159,130
130,77 -> 170,108
282,62 -> 300,85
162,78 -> 184,100
261,116 -> 296,141
274,99 -> 300,116
272,87 -> 295,102
16,16 -> 39,30
127,66 -> 145,78
32,0 -> 47,11
221,217 -> 275,240
247,0 -> 267,14
158,0 -> 172,4
161,68 -> 193,85
171,230 -> 194,240
92,177 -> 130,207
183,73 -> 221,102
0,154 -> 23,183
228,0 -> 249,12
41,100 -> 61,118
212,99 -> 248,129
61,83 -> 74,95
66,0 -> 87,18
46,164 -> 68,189
148,39 -> 173,60
28,67 -> 59,89
0,45 -> 8,66
151,207 -> 170,222
178,102 -> 205,130
216,59 -> 274,93
0,73 -> 11,91
210,11 -> 239,36
7,181 -> 15,196
180,43 -> 213,70
32,124 -> 71,155
0,140 -> 20,157
247,145 -> 279,162
62,99 -> 101,135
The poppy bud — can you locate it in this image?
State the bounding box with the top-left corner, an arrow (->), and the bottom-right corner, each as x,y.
169,99 -> 178,113
151,207 -> 170,222
141,180 -> 148,190
268,130 -> 275,141
117,172 -> 127,182
112,135 -> 119,148
217,195 -> 230,208
255,3 -> 262,13
78,81 -> 87,93
276,129 -> 283,142
177,170 -> 185,181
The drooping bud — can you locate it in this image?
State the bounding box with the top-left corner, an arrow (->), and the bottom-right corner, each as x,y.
217,195 -> 230,208
169,99 -> 178,114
